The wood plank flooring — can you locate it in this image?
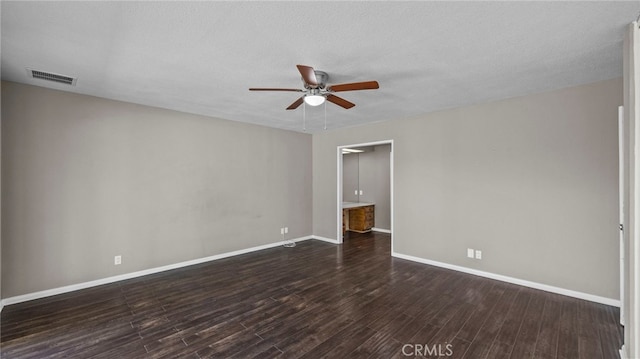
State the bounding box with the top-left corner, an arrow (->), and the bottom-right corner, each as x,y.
1,232 -> 623,358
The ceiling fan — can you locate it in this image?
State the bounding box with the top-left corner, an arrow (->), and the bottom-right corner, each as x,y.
249,65 -> 379,110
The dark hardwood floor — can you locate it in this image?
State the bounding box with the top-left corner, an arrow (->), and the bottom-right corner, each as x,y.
1,232 -> 622,358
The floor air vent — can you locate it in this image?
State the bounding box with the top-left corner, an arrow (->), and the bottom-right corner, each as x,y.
26,68 -> 77,86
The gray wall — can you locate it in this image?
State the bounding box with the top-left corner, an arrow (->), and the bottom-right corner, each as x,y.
1,81 -> 312,298
313,78 -> 622,299
0,78 -> 623,302
358,145 -> 391,230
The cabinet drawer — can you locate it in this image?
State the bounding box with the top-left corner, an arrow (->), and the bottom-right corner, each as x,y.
345,205 -> 375,233
349,210 -> 365,221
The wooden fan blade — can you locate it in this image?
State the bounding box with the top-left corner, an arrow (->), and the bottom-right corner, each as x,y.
249,88 -> 303,92
326,94 -> 355,109
286,96 -> 305,110
296,65 -> 318,87
327,81 -> 379,92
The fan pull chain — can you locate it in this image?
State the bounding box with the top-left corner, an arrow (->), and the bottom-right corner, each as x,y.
302,101 -> 306,132
324,100 -> 327,130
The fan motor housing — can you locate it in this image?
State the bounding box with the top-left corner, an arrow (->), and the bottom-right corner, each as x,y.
303,70 -> 328,89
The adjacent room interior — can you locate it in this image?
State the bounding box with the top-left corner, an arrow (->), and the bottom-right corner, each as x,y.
1,1 -> 640,358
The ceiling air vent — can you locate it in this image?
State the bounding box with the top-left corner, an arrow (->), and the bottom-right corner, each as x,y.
26,68 -> 77,86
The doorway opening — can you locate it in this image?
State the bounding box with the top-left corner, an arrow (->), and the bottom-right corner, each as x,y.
336,140 -> 393,251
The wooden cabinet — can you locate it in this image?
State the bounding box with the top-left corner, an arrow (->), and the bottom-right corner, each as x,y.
347,205 -> 374,233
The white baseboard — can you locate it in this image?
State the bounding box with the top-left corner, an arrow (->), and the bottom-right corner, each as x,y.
3,236 -> 313,307
5,237 -> 618,310
372,227 -> 391,234
311,235 -> 340,244
392,251 -> 620,308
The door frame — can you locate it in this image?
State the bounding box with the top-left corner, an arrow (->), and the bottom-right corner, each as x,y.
620,105 -> 626,327
336,139 -> 394,249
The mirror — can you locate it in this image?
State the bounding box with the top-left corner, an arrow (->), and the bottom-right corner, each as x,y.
342,145 -> 389,204
342,148 -> 362,202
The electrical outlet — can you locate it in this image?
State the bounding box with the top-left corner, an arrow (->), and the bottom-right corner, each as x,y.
284,227 -> 288,234
475,250 -> 482,260
355,190 -> 358,195
359,190 -> 363,195
467,248 -> 474,258
280,228 -> 285,235
114,255 -> 122,265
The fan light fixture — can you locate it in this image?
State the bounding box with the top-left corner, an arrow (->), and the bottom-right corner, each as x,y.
304,95 -> 325,106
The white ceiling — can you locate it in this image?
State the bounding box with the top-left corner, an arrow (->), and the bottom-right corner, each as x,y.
2,1 -> 639,133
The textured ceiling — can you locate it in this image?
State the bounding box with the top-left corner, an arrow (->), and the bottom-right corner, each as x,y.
2,1 -> 639,133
